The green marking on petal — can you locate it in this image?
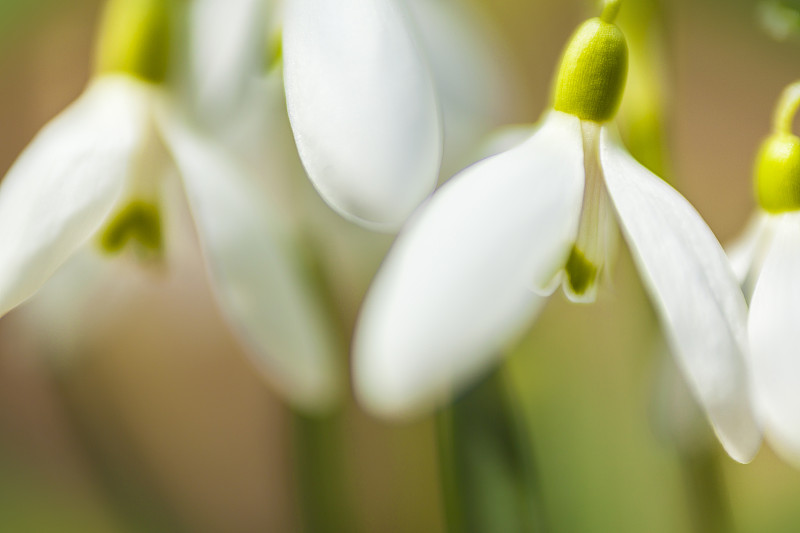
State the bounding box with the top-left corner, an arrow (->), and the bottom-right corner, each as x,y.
95,0 -> 172,83
565,246 -> 599,297
755,132 -> 800,213
99,200 -> 163,255
265,28 -> 283,72
553,18 -> 628,123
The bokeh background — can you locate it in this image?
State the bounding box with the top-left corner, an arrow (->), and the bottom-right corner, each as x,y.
0,0 -> 799,531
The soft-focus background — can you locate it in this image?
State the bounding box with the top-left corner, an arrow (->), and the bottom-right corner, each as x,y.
0,0 -> 799,531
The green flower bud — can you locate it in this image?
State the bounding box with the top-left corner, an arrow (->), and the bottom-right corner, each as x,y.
553,18 -> 628,123
99,200 -> 163,255
95,0 -> 171,84
755,132 -> 800,213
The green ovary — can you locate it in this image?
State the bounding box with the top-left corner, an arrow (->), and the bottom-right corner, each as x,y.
95,0 -> 171,83
99,200 -> 163,255
755,133 -> 800,213
553,18 -> 629,123
565,246 -> 599,297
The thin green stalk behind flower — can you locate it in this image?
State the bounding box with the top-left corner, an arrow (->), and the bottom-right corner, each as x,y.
437,368 -> 546,533
615,0 -> 672,178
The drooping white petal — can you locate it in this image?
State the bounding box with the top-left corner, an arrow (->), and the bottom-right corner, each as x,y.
160,113 -> 341,412
600,128 -> 761,463
188,0 -> 270,125
353,111 -> 585,417
282,0 -> 441,230
17,247 -> 109,362
748,213 -> 800,465
0,76 -> 150,317
726,211 -> 774,301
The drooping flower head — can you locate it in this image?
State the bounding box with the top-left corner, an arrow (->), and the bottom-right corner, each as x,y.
0,0 -> 340,412
354,0 -> 761,463
729,81 -> 800,465
281,0 -> 443,231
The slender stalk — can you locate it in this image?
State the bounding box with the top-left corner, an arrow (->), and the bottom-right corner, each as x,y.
290,230 -> 359,533
291,410 -> 357,533
601,0 -> 623,23
773,80 -> 800,134
436,366 -> 547,533
676,442 -> 734,533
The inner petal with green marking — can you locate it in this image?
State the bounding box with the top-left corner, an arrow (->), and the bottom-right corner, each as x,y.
99,199 -> 163,255
562,121 -> 617,303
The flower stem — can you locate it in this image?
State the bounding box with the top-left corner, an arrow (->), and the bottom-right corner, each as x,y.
773,80 -> 800,134
436,366 -> 548,533
290,230 -> 359,533
291,409 -> 358,533
676,443 -> 734,533
601,0 -> 623,23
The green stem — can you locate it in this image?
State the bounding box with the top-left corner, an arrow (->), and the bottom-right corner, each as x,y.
601,0 -> 623,22
291,410 -> 357,533
436,366 -> 547,533
773,80 -> 800,134
676,444 -> 734,533
290,228 -> 359,533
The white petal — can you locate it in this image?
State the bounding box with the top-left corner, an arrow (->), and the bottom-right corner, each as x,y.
725,211 -> 774,302
0,76 -> 150,317
282,0 -> 441,230
188,0 -> 270,125
748,213 -> 800,465
353,112 -> 584,417
600,128 -> 761,463
727,213 -> 768,281
160,113 -> 341,412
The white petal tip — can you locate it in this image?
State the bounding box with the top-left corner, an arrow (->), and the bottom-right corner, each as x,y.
353,364 -> 444,420
718,430 -> 762,464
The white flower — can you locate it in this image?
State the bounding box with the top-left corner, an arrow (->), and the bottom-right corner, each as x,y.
353,8 -> 761,463
282,0 -> 442,231
0,0 -> 340,412
729,81 -> 800,465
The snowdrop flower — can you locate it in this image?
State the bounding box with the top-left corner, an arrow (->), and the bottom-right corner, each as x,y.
282,0 -> 442,231
729,81 -> 800,465
0,0 -> 339,411
354,0 -> 761,463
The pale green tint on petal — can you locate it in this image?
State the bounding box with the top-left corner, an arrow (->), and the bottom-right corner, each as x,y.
353,112 -> 584,417
0,75 -> 150,317
282,0 -> 441,231
748,213 -> 800,466
188,0 -> 269,125
160,113 -> 341,412
600,128 -> 761,463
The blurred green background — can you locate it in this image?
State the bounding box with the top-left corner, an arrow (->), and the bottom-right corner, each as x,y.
0,0 -> 799,532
